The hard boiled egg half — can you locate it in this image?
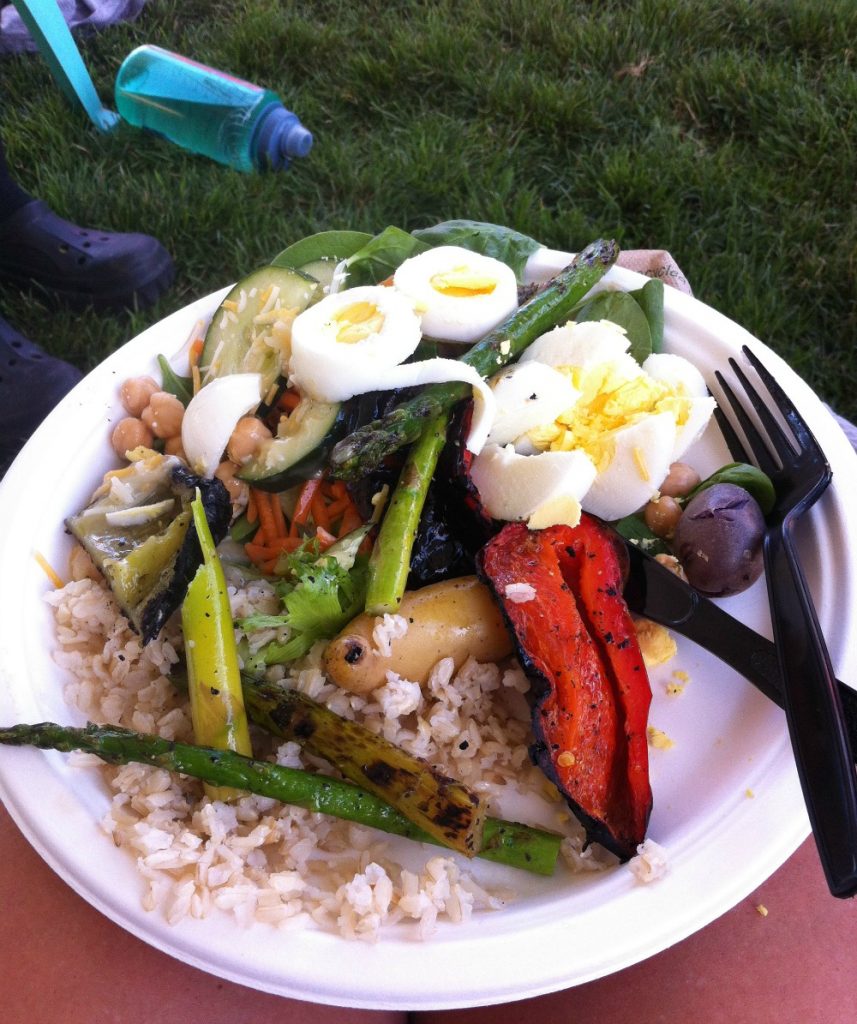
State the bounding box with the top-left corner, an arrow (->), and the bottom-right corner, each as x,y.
392,245 -> 519,344
471,318 -> 715,525
288,285 -> 423,402
287,284 -> 496,451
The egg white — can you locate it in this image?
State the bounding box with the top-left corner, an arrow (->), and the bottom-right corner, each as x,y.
182,372 -> 263,478
643,352 -> 717,462
519,318 -> 637,378
288,286 -> 423,402
393,245 -> 518,344
476,318 -> 718,523
486,362 -> 580,447
579,412 -> 677,521
470,443 -> 597,527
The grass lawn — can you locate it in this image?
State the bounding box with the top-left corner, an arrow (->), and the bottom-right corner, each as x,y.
1,0 -> 855,416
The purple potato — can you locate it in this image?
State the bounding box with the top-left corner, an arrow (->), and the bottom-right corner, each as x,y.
673,482 -> 766,596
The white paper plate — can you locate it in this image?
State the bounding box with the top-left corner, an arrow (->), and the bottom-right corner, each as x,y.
1,265 -> 855,1010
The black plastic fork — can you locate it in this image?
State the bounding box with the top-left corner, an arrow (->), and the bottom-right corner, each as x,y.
714,344 -> 857,898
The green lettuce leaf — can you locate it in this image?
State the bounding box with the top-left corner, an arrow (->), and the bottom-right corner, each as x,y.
240,551 -> 370,670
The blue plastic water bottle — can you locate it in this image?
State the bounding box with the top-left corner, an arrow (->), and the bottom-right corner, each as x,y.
114,45 -> 313,172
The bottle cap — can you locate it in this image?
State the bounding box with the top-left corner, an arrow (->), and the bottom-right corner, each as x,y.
255,105 -> 313,169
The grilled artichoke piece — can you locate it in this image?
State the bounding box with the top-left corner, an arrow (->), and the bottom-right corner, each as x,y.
66,448 -> 231,643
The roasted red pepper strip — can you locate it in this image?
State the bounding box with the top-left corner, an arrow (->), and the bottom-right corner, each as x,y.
477,518 -> 652,860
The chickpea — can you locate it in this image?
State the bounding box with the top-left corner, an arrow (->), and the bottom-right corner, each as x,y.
643,494 -> 683,538
164,435 -> 187,461
111,416 -> 154,458
141,391 -> 185,439
659,461 -> 701,499
227,416 -> 272,465
214,460 -> 248,502
119,375 -> 160,417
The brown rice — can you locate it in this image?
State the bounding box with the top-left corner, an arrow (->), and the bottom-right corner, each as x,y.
46,561 -> 617,941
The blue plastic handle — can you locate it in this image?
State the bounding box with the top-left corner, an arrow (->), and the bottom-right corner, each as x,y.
10,0 -> 119,132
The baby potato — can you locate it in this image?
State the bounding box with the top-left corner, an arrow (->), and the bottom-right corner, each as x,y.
323,576 -> 513,694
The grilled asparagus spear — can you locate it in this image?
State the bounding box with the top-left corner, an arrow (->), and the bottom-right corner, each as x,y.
364,412 -> 450,614
244,679 -> 486,855
0,721 -> 561,875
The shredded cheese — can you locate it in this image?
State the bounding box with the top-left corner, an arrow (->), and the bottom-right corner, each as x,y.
647,725 -> 675,750
34,551 -> 64,589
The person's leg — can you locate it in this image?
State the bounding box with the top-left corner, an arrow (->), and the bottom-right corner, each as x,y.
0,131 -> 174,471
0,312 -> 82,474
0,134 -> 175,311
0,135 -> 80,472
0,134 -> 33,216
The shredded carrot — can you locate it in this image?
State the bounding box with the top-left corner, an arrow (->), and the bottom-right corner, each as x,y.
323,498 -> 348,520
311,491 -> 331,531
325,479 -> 348,501
339,508 -> 363,537
34,551 -> 65,589
243,543 -> 268,561
246,490 -> 258,525
277,390 -> 301,412
292,478 -> 322,528
315,527 -> 337,549
184,339 -> 205,394
244,537 -> 302,564
270,492 -> 287,538
253,489 -> 278,543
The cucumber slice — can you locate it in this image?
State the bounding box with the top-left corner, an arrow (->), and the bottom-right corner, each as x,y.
297,257 -> 340,292
238,397 -> 343,491
271,230 -> 373,271
201,266 -> 320,395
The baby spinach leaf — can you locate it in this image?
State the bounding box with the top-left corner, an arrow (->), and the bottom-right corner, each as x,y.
156,355 -> 193,406
628,278 -> 665,353
345,226 -> 430,286
574,291 -> 653,364
270,230 -> 374,269
686,462 -> 776,514
411,220 -> 542,281
611,514 -> 671,556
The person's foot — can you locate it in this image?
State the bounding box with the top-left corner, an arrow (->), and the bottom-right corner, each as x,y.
0,313 -> 83,475
0,199 -> 174,312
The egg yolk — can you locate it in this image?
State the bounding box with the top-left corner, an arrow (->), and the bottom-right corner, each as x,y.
527,365 -> 694,471
330,301 -> 385,344
429,266 -> 498,298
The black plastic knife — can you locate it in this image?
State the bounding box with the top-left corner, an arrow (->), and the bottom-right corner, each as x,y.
619,538 -> 857,759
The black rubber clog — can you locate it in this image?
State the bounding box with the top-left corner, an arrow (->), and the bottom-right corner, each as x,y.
0,200 -> 174,312
0,314 -> 83,475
